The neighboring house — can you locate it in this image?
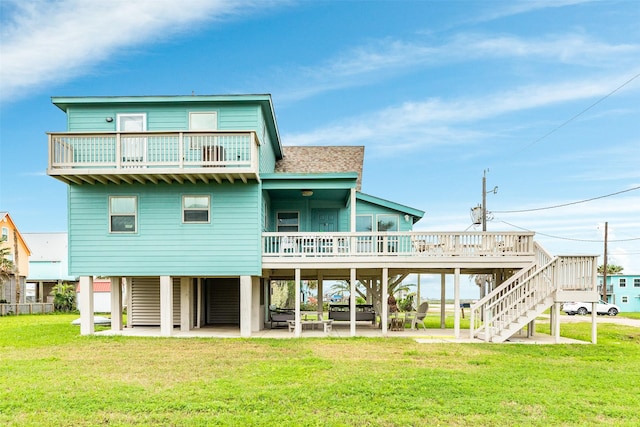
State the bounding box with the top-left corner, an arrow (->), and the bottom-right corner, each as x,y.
46,94 -> 599,342
76,279 -> 113,313
601,274 -> 640,312
23,232 -> 78,303
0,212 -> 31,303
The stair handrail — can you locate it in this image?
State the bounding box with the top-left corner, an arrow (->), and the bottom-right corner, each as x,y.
469,242 -> 555,340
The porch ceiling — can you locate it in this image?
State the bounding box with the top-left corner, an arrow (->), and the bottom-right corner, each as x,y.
265,188 -> 350,202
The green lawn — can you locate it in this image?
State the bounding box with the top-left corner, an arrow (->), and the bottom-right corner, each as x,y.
1,314 -> 639,426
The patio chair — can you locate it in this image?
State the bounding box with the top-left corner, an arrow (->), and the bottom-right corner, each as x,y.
280,236 -> 296,253
411,302 -> 429,330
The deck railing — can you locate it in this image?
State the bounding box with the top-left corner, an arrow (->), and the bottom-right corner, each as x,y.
48,131 -> 259,170
262,231 -> 535,258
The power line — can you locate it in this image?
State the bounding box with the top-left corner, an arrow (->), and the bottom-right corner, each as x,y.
493,185 -> 640,214
514,71 -> 640,155
497,219 -> 640,243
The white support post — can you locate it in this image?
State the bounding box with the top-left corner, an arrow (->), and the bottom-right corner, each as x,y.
110,277 -> 123,331
196,278 -> 202,329
454,268 -> 460,339
160,276 -> 173,337
80,276 -> 94,335
350,188 -> 356,232
240,276 -> 252,338
440,274 -> 446,329
591,302 -> 597,344
295,269 -> 301,337
350,268 -> 357,337
180,277 -> 191,332
416,274 -> 421,306
317,273 -> 324,320
382,268 -> 389,336
124,277 -> 132,328
554,302 -> 561,343
251,276 -> 261,332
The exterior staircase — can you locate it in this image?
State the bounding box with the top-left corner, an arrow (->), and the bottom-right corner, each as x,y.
470,243 -> 597,343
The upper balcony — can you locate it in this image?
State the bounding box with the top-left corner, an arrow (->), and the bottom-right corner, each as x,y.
47,131 -> 260,185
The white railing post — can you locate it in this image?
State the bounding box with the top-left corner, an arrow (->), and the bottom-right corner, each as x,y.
115,133 -> 122,168
179,132 -> 184,168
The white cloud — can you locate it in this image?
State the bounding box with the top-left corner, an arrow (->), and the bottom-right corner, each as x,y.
471,0 -> 599,23
278,32 -> 639,103
0,0 -> 281,102
282,73 -> 640,150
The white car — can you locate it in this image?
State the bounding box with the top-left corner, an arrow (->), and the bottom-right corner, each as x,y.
563,300 -> 619,316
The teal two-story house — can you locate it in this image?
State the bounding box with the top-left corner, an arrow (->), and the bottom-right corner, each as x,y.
47,94 -> 600,342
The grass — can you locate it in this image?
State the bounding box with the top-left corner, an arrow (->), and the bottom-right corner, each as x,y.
1,314 -> 639,426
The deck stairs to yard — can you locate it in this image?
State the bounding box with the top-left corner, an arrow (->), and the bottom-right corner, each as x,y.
470,243 -> 597,343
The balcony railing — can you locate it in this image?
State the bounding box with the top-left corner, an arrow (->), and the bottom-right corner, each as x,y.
262,232 -> 535,258
48,131 -> 259,171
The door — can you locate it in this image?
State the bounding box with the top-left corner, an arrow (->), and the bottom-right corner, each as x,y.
311,209 -> 338,232
312,209 -> 338,253
117,113 -> 147,166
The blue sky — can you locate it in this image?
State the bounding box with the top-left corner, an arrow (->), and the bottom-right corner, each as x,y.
1,0 -> 639,291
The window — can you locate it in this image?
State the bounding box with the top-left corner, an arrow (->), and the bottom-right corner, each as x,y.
619,278 -> 626,288
1,227 -> 7,240
634,278 -> 640,287
621,296 -> 628,303
183,195 -> 210,223
277,212 -> 299,232
377,214 -> 399,232
189,112 -> 218,130
262,199 -> 269,231
109,196 -> 137,233
356,215 -> 373,232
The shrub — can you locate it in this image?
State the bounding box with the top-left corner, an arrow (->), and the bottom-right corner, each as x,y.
51,283 -> 76,312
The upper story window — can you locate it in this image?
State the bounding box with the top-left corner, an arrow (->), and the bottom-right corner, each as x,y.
377,214 -> 399,232
634,278 -> 640,287
183,195 -> 210,223
619,278 -> 626,287
1,227 -> 7,240
109,196 -> 137,233
189,112 -> 218,130
277,212 -> 299,232
356,215 -> 373,232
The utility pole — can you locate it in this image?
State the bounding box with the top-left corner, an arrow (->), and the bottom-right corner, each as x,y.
602,222 -> 608,302
482,171 -> 487,231
481,170 -> 497,231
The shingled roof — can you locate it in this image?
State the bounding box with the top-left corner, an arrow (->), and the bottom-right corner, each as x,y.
275,146 -> 364,190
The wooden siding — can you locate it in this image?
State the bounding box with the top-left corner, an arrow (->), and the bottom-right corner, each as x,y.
67,103 -> 264,134
258,116 -> 277,173
68,182 -> 261,276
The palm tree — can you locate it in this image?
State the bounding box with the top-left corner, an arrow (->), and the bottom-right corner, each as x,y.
0,237 -> 15,302
598,264 -> 624,275
329,275 -> 412,314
